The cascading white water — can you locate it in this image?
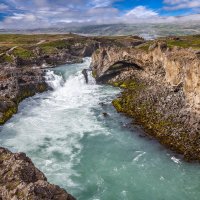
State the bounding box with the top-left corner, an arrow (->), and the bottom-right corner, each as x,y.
45,70 -> 64,89
0,58 -> 118,188
0,58 -> 200,200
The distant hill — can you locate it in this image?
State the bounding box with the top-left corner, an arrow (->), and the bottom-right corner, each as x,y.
1,23 -> 200,39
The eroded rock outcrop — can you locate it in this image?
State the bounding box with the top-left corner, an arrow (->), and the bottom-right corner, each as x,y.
150,43 -> 200,114
0,147 -> 75,200
0,65 -> 47,125
92,43 -> 200,113
91,43 -> 200,161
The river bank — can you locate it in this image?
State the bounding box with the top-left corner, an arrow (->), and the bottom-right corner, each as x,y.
91,36 -> 200,161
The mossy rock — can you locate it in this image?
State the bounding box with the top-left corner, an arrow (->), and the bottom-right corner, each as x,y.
112,98 -> 123,112
13,47 -> 35,59
92,70 -> 97,78
0,105 -> 17,125
0,83 -> 47,125
39,40 -> 71,54
111,77 -> 199,160
0,54 -> 14,63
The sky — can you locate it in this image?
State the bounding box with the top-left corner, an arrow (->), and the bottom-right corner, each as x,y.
0,0 -> 200,29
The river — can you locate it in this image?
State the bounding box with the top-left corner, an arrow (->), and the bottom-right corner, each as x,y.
0,58 -> 200,200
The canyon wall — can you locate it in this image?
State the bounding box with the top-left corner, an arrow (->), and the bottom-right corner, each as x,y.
91,43 -> 200,160
92,43 -> 200,115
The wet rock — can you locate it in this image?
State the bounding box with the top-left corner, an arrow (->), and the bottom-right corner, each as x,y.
0,66 -> 47,125
82,69 -> 88,84
102,112 -> 109,117
0,147 -> 76,200
99,102 -> 106,107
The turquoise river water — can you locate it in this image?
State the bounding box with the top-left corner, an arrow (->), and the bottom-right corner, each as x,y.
0,58 -> 200,200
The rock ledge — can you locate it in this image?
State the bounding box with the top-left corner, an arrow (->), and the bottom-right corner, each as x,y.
0,147 -> 75,200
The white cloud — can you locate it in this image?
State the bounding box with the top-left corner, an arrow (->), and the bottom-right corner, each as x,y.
0,0 -> 200,29
90,0 -> 114,8
0,3 -> 9,10
164,0 -> 200,10
125,6 -> 158,19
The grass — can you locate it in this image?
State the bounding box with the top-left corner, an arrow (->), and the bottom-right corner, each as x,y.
13,47 -> 34,59
39,40 -> 71,54
137,34 -> 200,52
0,33 -> 199,63
0,34 -> 78,47
2,55 -> 14,63
137,41 -> 153,52
160,35 -> 200,50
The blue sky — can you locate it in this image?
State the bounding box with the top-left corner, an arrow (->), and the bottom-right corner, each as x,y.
0,0 -> 200,29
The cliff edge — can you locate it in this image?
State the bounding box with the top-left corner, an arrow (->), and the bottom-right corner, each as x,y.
91,39 -> 200,161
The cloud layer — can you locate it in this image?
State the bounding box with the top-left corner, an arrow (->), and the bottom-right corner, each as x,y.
0,0 -> 200,29
164,0 -> 200,10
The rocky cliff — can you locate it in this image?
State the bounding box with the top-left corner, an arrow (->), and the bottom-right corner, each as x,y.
91,42 -> 200,161
0,65 -> 47,125
0,147 -> 75,200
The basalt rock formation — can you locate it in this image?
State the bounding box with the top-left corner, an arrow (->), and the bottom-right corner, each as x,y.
0,147 -> 75,200
0,65 -> 47,125
91,42 -> 200,161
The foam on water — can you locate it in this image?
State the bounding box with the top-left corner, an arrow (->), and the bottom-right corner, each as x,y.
1,58 -> 200,200
0,58 -> 109,187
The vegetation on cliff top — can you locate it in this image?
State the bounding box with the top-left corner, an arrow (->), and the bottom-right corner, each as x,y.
137,35 -> 200,52
162,35 -> 200,49
0,33 -> 199,64
0,34 -> 146,63
13,47 -> 35,59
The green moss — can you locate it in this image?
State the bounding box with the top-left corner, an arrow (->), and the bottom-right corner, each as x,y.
40,40 -> 71,54
136,41 -> 153,52
111,80 -> 145,90
37,83 -> 47,92
112,82 -> 120,87
40,46 -> 57,54
16,84 -> 47,104
0,54 -> 14,63
92,70 -> 97,78
0,83 -> 47,125
111,78 -> 197,160
13,47 -> 34,59
4,55 -> 13,62
160,35 -> 200,50
112,98 -> 123,112
0,105 -> 17,125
